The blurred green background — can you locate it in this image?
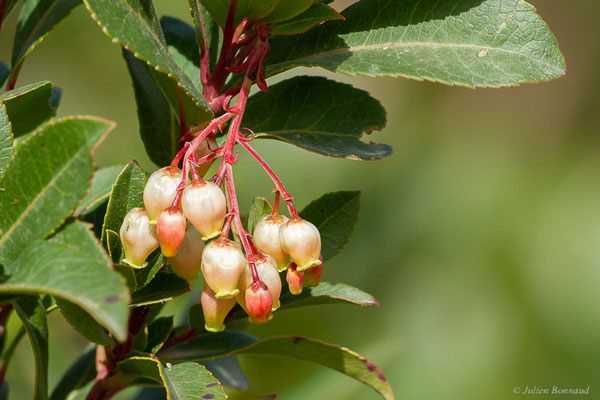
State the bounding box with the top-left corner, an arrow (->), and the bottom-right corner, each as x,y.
2,0 -> 599,399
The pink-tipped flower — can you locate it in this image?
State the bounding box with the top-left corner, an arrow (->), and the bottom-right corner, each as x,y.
245,281 -> 273,323
156,206 -> 187,257
280,217 -> 321,271
286,262 -> 304,295
143,166 -> 183,223
193,135 -> 218,177
253,214 -> 290,271
120,208 -> 159,268
168,222 -> 204,283
303,255 -> 324,287
201,237 -> 245,299
237,254 -> 282,311
181,179 -> 226,240
201,284 -> 236,332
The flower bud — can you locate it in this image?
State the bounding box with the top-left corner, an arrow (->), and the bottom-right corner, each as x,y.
286,262 -> 304,295
143,166 -> 183,223
193,135 -> 218,177
168,222 -> 204,283
245,281 -> 273,324
120,208 -> 159,268
280,217 -> 321,271
201,237 -> 245,299
181,179 -> 226,240
201,284 -> 236,332
237,255 -> 282,311
156,206 -> 187,257
253,214 -> 290,271
303,255 -> 323,287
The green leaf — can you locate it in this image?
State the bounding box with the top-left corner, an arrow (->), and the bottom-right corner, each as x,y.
258,0 -> 313,24
11,0 -> 81,80
100,160 -> 146,248
135,251 -> 167,288
246,0 -> 278,21
244,76 -> 390,160
247,197 -> 272,235
161,16 -> 201,90
0,103 -> 12,179
50,347 -> 96,400
0,62 -> 10,88
13,296 -> 48,400
0,382 -> 8,400
269,2 -> 342,36
2,81 -> 59,137
300,191 -> 360,261
0,220 -> 131,341
145,316 -> 173,354
106,229 -> 123,263
132,326 -> 149,352
115,263 -> 137,291
0,116 -> 114,264
56,298 -> 115,346
75,166 -> 122,216
201,356 -> 249,390
123,50 -> 179,168
84,0 -> 212,125
188,0 -> 222,71
160,333 -> 393,400
130,272 -> 189,307
117,356 -> 227,399
264,0 -> 566,87
279,282 -> 378,309
197,0 -> 249,28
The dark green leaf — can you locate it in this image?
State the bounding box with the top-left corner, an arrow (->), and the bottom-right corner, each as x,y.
0,62 -> 9,88
131,272 -> 189,307
0,117 -> 114,264
197,0 -> 248,28
84,0 -> 212,125
132,326 -> 149,352
269,2 -> 342,36
100,160 -> 146,248
117,356 -> 227,399
280,282 -> 378,309
244,76 -> 390,160
56,298 -> 115,346
145,316 -> 174,354
258,0 -> 313,24
11,0 -> 81,78
12,296 -> 48,400
50,347 -> 96,400
187,303 -> 205,330
0,220 -> 130,341
115,263 -> 137,291
123,50 -> 179,167
264,0 -> 566,87
2,81 -> 58,137
106,229 -> 123,263
0,103 -> 12,179
161,333 -> 393,400
161,16 -> 201,90
300,191 -> 360,260
135,250 -> 167,288
247,197 -> 272,235
188,0 -> 222,71
202,356 -> 249,390
75,166 -> 122,216
0,382 -> 8,400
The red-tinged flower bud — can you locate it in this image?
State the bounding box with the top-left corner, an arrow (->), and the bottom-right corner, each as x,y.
304,255 -> 323,287
143,166 -> 183,223
201,237 -> 245,299
245,281 -> 273,324
120,208 -> 159,268
201,284 -> 236,332
193,135 -> 218,177
156,206 -> 187,257
286,262 -> 304,295
280,217 -> 321,271
181,179 -> 226,240
237,255 -> 282,311
253,214 -> 290,271
168,222 -> 204,283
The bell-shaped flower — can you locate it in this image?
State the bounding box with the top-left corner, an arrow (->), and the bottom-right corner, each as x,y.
303,255 -> 323,287
120,208 -> 159,268
280,217 -> 321,271
286,262 -> 304,295
201,237 -> 245,298
201,284 -> 236,332
237,254 -> 282,311
168,222 -> 204,283
181,179 -> 226,240
245,281 -> 273,324
253,214 -> 290,271
143,166 -> 183,223
156,206 -> 187,257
